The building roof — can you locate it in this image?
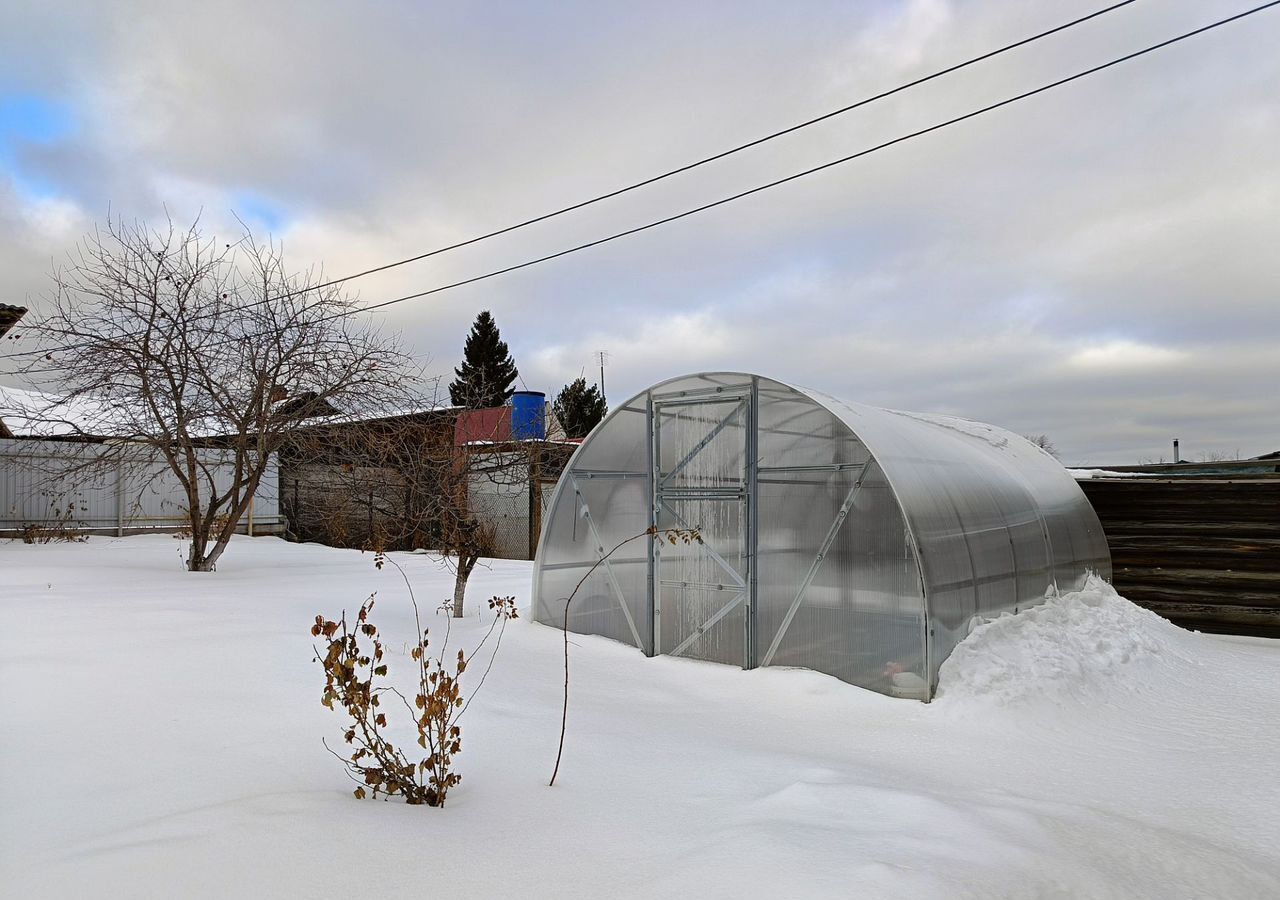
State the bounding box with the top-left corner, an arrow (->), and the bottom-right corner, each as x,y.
0,385 -> 105,438
0,304 -> 28,339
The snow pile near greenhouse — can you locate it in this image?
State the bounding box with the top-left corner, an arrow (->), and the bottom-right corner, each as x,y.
937,575 -> 1195,709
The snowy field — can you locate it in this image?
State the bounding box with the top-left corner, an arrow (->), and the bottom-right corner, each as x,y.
2,536 -> 1279,899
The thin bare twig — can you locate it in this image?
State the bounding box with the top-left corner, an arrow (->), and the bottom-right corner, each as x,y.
548,526 -> 699,787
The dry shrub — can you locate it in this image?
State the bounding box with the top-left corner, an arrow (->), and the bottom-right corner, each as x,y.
172,511 -> 235,540
312,551 -> 516,806
18,503 -> 88,543
315,495 -> 354,548
20,522 -> 88,544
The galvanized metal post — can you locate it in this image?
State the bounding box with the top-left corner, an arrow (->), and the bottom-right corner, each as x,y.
744,377 -> 760,670
646,393 -> 660,657
114,460 -> 124,537
527,444 -> 538,561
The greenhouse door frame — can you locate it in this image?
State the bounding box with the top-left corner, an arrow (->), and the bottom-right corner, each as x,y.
647,379 -> 760,669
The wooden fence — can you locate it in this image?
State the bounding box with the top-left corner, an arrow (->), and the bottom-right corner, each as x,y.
1078,475 -> 1280,637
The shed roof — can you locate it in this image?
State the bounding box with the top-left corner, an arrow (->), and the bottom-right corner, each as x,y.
0,304 -> 27,339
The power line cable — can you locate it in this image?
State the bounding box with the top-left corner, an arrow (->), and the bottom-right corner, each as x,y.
320,2 -> 1280,322
6,0 -> 1141,358
281,0 -> 1143,300
9,1 -> 1277,364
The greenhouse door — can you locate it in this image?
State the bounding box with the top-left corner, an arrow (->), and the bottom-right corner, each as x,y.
651,386 -> 755,668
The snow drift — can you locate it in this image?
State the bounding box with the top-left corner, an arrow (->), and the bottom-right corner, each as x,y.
935,575 -> 1198,709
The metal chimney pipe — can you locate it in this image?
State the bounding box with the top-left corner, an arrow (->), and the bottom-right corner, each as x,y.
1173,438 -> 1180,463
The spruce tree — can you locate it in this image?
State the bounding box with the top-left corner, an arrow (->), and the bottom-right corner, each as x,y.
553,377 -> 608,439
448,310 -> 519,408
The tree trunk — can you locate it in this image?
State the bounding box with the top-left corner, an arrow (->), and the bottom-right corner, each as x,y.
451,552 -> 478,617
452,571 -> 467,618
187,539 -> 214,571
201,529 -> 235,572
186,515 -> 208,571
185,491 -> 208,571
188,554 -> 216,572
186,509 -> 218,571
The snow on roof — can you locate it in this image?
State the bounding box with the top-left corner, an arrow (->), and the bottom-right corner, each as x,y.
0,385 -> 106,437
0,383 -> 451,440
0,303 -> 28,338
463,437 -> 580,447
1068,468 -> 1159,479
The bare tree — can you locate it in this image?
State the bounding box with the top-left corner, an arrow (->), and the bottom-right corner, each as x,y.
1196,449 -> 1235,463
1022,433 -> 1059,459
439,444 -> 501,619
13,216 -> 414,572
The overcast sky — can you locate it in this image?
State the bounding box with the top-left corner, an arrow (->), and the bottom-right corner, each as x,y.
1,0 -> 1277,464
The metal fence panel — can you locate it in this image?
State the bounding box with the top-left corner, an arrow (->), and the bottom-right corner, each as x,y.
0,439 -> 281,535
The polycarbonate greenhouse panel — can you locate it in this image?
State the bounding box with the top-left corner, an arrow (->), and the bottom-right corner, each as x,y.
809,396 -> 1111,686
754,457 -> 927,697
533,373 -> 1111,700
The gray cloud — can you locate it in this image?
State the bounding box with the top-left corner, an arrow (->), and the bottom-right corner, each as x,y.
1,0 -> 1277,464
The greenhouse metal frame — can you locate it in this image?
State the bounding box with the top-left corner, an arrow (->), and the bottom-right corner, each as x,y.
533,372 -> 1110,700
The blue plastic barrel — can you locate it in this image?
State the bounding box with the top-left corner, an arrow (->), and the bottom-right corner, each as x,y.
510,391 -> 547,440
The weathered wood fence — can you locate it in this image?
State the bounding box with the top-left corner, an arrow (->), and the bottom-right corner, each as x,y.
1078,474 -> 1280,637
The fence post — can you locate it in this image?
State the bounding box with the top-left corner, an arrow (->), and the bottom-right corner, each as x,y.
115,459 -> 125,537
527,445 -> 539,561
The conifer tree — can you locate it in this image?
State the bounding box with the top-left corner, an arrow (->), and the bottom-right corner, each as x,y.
553,377 -> 608,439
448,310 -> 519,408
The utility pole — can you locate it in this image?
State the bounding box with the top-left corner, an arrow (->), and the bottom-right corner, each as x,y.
595,350 -> 609,404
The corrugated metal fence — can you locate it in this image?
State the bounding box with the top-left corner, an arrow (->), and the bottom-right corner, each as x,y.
0,438 -> 282,536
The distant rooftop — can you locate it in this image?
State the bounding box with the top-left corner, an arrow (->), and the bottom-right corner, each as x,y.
0,304 -> 28,339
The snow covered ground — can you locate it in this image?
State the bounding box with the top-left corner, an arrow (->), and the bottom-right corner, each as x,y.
2,536 -> 1279,899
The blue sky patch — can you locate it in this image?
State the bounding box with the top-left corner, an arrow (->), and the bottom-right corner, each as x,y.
0,93 -> 75,198
0,93 -> 74,145
232,191 -> 287,233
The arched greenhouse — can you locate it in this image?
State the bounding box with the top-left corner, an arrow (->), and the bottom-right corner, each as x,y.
532,372 -> 1111,700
